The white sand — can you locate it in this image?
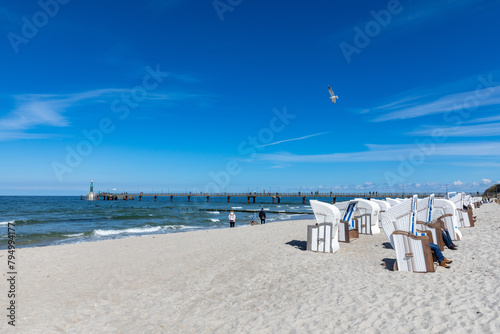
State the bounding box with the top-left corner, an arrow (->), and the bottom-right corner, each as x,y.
1,203 -> 500,333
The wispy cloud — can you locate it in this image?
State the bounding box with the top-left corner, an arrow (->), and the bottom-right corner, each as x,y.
0,132 -> 54,141
0,89 -> 125,134
253,142 -> 500,163
372,84 -> 500,122
0,88 -> 199,140
466,114 -> 500,124
332,0 -> 496,49
450,161 -> 500,168
256,132 -> 329,148
411,123 -> 500,137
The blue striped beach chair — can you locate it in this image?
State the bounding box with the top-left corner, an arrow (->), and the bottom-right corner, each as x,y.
381,195 -> 435,273
416,194 -> 445,251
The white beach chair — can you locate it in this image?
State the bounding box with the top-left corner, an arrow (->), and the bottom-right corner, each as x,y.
352,198 -> 381,235
381,195 -> 435,273
385,198 -> 402,207
449,193 -> 475,228
433,198 -> 462,241
370,199 -> 391,227
334,201 -> 360,242
416,194 -> 445,251
335,199 -> 381,236
308,200 -> 341,253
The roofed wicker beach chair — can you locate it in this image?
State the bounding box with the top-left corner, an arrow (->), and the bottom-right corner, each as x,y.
449,193 -> 475,228
433,198 -> 462,241
308,200 -> 341,253
385,198 -> 402,206
416,194 -> 445,251
464,195 -> 478,224
350,198 -> 381,235
334,201 -> 360,242
381,195 -> 435,273
370,199 -> 391,226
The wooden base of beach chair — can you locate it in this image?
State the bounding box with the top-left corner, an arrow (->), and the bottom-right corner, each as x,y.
467,205 -> 476,227
356,213 -> 373,235
392,231 -> 435,273
307,223 -> 333,252
339,220 -> 359,243
458,208 -> 475,228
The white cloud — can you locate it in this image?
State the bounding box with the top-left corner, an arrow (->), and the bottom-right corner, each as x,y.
453,180 -> 464,186
0,88 -> 198,141
482,178 -> 492,185
451,162 -> 500,168
372,84 -> 500,122
256,132 -> 329,148
253,142 -> 500,163
0,89 -> 125,138
411,123 -> 500,137
466,114 -> 500,124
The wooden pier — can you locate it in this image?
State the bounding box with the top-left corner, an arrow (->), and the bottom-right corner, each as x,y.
91,192 -> 446,204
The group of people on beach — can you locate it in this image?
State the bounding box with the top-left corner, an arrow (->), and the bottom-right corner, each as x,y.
228,208 -> 266,228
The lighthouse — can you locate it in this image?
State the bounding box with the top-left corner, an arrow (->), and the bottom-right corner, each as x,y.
85,180 -> 97,201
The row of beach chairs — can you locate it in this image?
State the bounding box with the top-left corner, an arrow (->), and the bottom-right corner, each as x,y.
307,193 -> 484,273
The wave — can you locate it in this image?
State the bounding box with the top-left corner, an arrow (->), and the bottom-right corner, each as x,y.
0,221 -> 13,226
209,219 -> 220,222
63,233 -> 84,237
207,211 -> 220,214
94,226 -> 162,236
231,207 -> 243,209
164,225 -> 201,230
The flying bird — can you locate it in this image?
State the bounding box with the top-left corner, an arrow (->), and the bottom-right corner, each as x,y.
328,85 -> 339,104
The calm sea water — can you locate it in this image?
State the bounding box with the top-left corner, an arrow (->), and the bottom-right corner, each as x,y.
0,196 -> 356,248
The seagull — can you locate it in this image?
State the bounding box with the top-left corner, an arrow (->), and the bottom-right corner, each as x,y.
328,85 -> 339,104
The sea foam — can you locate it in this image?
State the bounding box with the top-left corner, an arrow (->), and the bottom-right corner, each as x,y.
63,233 -> 84,237
94,226 -> 162,236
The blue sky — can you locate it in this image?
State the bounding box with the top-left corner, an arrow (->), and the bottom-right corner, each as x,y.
1,0 -> 499,195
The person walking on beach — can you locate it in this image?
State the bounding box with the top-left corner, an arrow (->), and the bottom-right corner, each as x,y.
228,211 -> 236,228
259,208 -> 266,224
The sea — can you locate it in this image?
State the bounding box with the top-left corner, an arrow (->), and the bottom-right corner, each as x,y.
0,195 -> 357,248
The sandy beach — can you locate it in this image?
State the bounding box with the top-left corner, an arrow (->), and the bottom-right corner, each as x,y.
2,202 -> 500,333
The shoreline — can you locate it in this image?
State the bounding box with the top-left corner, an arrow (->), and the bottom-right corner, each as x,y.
8,212 -> 315,250
1,203 -> 499,333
